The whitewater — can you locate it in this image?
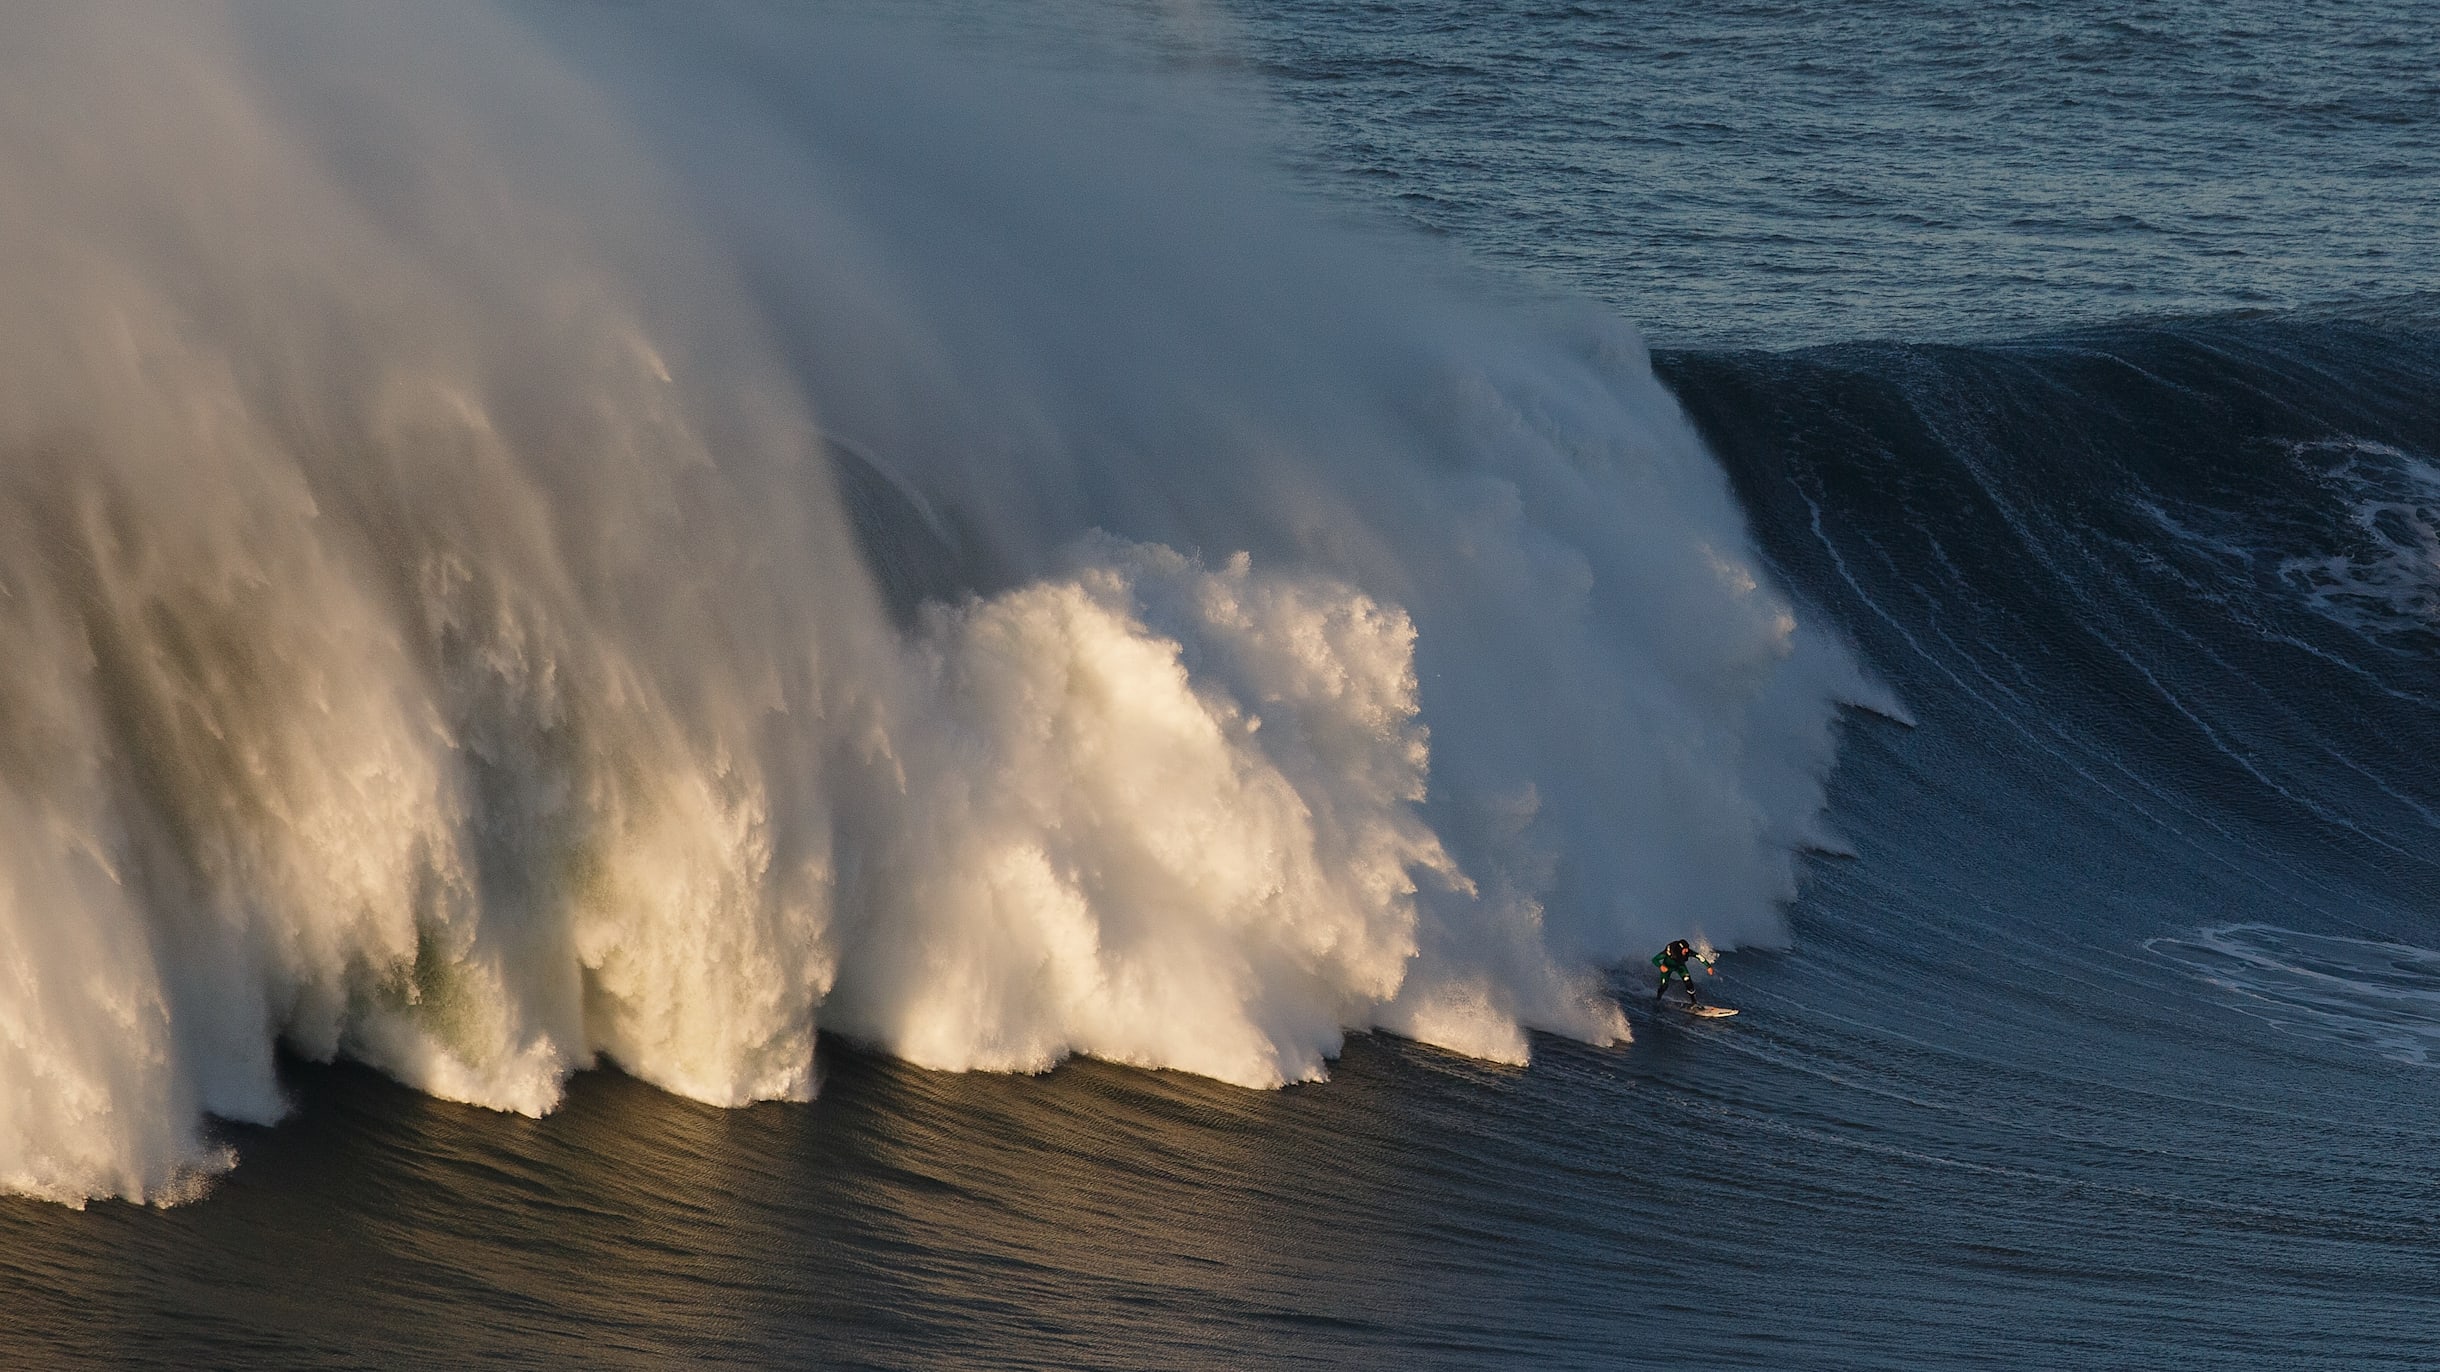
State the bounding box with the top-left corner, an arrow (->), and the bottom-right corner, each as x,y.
17,1 -> 2440,1364
0,3 -> 1870,1206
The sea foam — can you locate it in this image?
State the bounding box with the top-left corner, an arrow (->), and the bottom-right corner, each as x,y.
0,1 -> 1860,1205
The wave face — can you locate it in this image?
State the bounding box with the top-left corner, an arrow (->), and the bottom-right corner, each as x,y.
0,4 -> 1863,1205
1671,313 -> 2440,893
1625,315 -> 2440,1364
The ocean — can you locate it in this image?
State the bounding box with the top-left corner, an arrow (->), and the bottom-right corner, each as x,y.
4,2 -> 2437,1367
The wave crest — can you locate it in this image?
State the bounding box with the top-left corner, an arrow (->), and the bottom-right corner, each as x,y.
0,1 -> 1852,1204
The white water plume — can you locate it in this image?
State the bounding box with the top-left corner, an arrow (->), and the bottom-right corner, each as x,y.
0,1 -> 1862,1205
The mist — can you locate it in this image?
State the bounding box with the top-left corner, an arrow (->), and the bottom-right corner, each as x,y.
0,1 -> 1862,1205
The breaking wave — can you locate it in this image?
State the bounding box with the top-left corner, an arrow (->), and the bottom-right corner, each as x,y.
0,3 -> 1862,1205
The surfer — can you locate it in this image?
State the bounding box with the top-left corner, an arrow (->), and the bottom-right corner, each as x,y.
1651,940 -> 1713,1006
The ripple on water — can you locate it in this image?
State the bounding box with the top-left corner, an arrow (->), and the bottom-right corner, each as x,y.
2148,923 -> 2440,1066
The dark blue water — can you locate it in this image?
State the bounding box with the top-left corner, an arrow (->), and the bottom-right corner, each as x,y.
1239,0 -> 2440,349
8,3 -> 2440,1367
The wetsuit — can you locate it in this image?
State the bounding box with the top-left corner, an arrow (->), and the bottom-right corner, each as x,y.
1652,943 -> 1708,1004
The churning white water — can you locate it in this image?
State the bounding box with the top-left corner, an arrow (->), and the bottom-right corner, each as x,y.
0,1 -> 1871,1205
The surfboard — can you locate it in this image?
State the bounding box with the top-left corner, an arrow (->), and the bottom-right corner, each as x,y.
1679,1004 -> 1739,1018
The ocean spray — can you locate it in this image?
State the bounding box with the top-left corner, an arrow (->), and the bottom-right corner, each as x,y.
0,1 -> 1859,1205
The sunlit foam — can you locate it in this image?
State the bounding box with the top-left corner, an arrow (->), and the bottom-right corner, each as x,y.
0,1 -> 1864,1204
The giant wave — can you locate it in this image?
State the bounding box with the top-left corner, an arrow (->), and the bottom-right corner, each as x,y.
0,3 -> 1871,1205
